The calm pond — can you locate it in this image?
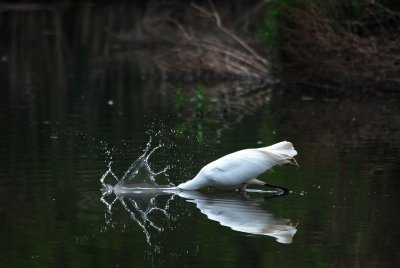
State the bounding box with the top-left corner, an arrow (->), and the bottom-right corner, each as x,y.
1,3 -> 400,268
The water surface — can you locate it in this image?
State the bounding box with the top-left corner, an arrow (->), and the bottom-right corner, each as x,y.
1,4 -> 400,268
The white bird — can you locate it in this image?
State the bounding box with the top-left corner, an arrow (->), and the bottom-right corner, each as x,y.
178,141 -> 297,193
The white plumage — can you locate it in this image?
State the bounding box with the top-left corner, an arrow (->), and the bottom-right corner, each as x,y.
178,141 -> 297,191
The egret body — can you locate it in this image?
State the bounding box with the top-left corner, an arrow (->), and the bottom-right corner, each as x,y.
178,141 -> 297,192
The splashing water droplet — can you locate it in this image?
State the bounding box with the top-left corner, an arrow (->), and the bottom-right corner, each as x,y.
100,135 -> 179,246
100,135 -> 176,194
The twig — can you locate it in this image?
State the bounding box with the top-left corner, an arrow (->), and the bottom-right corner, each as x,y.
191,3 -> 269,66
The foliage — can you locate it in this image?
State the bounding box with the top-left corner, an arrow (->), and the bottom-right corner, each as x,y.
194,86 -> 206,112
172,86 -> 210,144
174,86 -> 208,114
261,0 -> 400,90
174,89 -> 186,110
259,0 -> 294,48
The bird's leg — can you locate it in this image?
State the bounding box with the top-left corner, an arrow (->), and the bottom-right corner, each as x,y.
235,185 -> 249,198
237,184 -> 247,193
263,183 -> 290,195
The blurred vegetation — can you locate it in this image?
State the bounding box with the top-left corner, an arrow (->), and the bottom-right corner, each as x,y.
260,0 -> 400,91
1,0 -> 399,93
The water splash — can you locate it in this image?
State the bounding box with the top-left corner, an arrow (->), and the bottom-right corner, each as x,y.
101,135 -> 176,192
100,136 -> 179,245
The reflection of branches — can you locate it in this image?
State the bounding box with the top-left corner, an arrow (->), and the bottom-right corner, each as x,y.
173,82 -> 274,141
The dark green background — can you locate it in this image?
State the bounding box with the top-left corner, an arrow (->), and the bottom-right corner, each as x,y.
0,3 -> 399,267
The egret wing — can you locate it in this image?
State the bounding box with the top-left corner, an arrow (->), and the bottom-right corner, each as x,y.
201,149 -> 279,187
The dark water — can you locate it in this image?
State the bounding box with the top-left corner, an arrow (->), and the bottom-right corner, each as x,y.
1,3 -> 400,268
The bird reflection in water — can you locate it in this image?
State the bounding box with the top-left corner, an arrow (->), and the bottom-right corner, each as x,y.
178,191 -> 297,244
102,187 -> 297,244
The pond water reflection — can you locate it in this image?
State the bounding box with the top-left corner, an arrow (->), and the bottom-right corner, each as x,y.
179,191 -> 297,244
1,3 -> 400,268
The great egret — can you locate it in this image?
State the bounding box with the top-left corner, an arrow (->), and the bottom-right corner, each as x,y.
178,141 -> 297,193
